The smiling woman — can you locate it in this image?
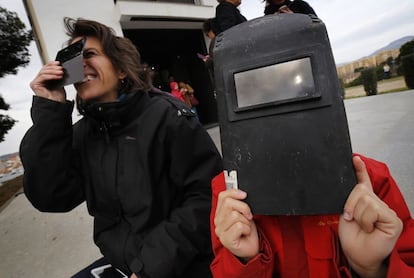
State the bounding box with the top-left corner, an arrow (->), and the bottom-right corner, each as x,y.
19,17 -> 222,278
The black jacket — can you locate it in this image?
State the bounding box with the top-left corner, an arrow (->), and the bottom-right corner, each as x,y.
264,0 -> 317,16
215,2 -> 247,34
20,91 -> 223,277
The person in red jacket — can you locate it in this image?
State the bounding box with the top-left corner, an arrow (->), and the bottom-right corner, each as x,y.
211,155 -> 414,277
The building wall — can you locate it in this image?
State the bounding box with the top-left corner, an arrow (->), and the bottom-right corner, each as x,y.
24,0 -> 123,64
24,0 -> 217,63
336,49 -> 400,83
117,0 -> 215,23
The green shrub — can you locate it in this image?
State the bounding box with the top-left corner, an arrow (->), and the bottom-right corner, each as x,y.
344,75 -> 362,88
361,67 -> 377,96
399,40 -> 414,89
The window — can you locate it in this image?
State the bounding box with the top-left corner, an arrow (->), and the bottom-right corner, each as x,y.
234,58 -> 315,108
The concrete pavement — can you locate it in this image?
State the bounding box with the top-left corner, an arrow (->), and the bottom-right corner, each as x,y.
344,90 -> 414,214
0,197 -> 100,277
1,90 -> 413,277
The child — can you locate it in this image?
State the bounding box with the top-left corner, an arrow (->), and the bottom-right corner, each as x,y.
211,155 -> 414,277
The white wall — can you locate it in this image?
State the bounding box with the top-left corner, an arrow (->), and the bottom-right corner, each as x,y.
25,0 -> 122,63
24,0 -> 122,108
117,1 -> 214,21
25,0 -> 218,62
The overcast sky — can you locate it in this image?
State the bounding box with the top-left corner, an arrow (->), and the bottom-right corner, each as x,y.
0,0 -> 414,156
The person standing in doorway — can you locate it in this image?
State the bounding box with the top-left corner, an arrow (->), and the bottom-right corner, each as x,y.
215,0 -> 247,35
202,18 -> 218,85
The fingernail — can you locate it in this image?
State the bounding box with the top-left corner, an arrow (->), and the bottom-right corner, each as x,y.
343,211 -> 352,221
237,190 -> 246,196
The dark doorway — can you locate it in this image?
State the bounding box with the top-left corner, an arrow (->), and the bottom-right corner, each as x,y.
123,28 -> 218,126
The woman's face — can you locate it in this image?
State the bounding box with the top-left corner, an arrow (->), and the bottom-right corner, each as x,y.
74,36 -> 126,103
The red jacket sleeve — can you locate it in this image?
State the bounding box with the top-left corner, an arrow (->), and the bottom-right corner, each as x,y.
209,172 -> 275,277
358,155 -> 414,276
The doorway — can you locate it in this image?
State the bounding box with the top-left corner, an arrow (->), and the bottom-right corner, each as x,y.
123,28 -> 218,125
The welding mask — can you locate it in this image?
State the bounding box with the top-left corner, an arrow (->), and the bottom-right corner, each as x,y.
214,14 -> 356,215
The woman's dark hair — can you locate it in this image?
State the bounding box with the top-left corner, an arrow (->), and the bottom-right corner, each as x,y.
63,17 -> 150,94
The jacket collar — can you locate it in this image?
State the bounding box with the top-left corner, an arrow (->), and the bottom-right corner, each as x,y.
79,91 -> 150,136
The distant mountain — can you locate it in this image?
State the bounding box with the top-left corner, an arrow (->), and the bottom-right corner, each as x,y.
368,35 -> 414,57
336,35 -> 414,66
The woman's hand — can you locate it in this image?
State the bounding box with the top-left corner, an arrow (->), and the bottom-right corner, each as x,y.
29,61 -> 66,102
214,189 -> 259,262
339,156 -> 403,277
277,5 -> 293,14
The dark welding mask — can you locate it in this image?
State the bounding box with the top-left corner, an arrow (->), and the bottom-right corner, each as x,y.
214,14 -> 356,215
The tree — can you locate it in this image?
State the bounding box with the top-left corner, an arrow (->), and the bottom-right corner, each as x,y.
0,6 -> 32,142
0,6 -> 33,78
0,95 -> 17,142
398,39 -> 414,89
361,67 -> 377,96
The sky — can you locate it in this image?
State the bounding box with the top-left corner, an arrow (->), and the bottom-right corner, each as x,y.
0,0 -> 414,156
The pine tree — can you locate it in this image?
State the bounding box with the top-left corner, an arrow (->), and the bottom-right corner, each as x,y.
0,6 -> 32,142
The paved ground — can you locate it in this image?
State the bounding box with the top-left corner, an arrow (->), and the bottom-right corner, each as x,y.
0,89 -> 413,278
344,90 -> 414,214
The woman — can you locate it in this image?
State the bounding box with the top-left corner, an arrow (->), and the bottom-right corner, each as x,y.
263,0 -> 317,16
202,18 -> 218,84
179,81 -> 199,121
20,18 -> 222,278
215,0 -> 247,35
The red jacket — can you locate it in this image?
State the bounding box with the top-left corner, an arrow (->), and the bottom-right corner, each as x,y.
210,155 -> 414,277
169,81 -> 185,103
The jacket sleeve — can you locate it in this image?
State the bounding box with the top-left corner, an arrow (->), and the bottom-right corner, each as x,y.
299,0 -> 317,16
126,115 -> 223,278
209,172 -> 275,278
215,4 -> 240,33
359,155 -> 414,276
19,96 -> 85,212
